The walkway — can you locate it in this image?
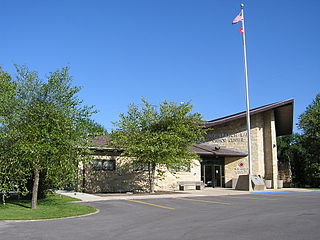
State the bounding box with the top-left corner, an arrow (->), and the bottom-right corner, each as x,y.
57,188 -> 314,202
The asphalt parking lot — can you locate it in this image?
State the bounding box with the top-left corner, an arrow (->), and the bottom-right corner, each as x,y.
1,191 -> 319,240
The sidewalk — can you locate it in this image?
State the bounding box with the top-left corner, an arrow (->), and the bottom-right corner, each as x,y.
56,190 -> 204,202
57,188 -> 315,202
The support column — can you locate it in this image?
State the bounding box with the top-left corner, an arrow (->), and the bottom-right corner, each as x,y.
263,110 -> 278,189
270,111 -> 278,189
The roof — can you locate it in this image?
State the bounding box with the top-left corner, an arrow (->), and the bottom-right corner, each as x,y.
89,136 -> 247,157
190,143 -> 248,157
88,135 -> 119,151
89,135 -> 111,147
203,99 -> 294,136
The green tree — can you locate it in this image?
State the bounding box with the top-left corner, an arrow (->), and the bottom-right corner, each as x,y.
0,66 -> 95,208
0,68 -> 27,204
277,93 -> 320,187
298,93 -> 320,187
277,134 -> 306,187
84,119 -> 108,136
111,99 -> 206,193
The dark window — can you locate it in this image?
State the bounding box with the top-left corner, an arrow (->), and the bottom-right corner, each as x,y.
133,163 -> 149,171
92,160 -> 116,171
92,160 -> 103,170
170,164 -> 191,172
102,160 -> 116,171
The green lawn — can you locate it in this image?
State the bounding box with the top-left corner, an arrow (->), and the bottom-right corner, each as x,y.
0,193 -> 96,221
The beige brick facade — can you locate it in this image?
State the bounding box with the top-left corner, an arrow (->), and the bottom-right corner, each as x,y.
83,100 -> 293,193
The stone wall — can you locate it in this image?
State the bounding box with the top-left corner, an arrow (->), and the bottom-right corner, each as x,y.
83,154 -> 200,193
204,110 -> 279,189
155,160 -> 201,191
262,111 -> 278,188
224,157 -> 248,188
83,155 -> 149,193
278,161 -> 292,187
84,110 -> 282,192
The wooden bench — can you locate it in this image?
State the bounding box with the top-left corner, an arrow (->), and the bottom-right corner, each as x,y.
177,181 -> 204,191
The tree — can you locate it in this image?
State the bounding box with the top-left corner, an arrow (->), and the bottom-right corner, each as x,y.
0,66 -> 95,208
111,98 -> 206,193
84,119 -> 108,136
277,134 -> 306,187
298,93 -> 320,187
277,93 -> 320,187
0,68 -> 28,204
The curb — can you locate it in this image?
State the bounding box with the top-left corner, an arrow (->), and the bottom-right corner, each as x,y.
2,209 -> 100,223
77,193 -> 206,202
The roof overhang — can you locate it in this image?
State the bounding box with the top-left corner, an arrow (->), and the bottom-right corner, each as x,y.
203,99 -> 294,136
190,144 -> 248,157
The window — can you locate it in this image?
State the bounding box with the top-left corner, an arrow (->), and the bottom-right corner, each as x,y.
92,160 -> 102,170
169,164 -> 191,172
133,163 -> 149,171
102,160 -> 116,171
92,160 -> 116,171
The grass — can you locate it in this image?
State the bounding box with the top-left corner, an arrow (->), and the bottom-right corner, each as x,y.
0,193 -> 96,221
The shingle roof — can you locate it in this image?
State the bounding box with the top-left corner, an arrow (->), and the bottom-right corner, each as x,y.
89,135 -> 111,147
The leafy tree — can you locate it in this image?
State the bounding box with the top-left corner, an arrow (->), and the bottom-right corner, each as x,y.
0,68 -> 27,204
111,98 -> 206,193
84,119 -> 108,136
0,66 -> 95,208
277,93 -> 320,187
277,134 -> 306,187
298,93 -> 320,187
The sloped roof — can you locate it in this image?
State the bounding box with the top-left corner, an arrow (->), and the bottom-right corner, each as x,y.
203,99 -> 294,136
190,143 -> 248,157
89,136 -> 247,157
88,135 -> 118,151
89,135 -> 111,147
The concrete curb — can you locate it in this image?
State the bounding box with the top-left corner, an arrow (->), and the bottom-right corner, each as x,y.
57,188 -> 317,202
70,193 -> 206,202
2,209 -> 100,223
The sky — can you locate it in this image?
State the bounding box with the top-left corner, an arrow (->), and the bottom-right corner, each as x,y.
1,0 -> 319,132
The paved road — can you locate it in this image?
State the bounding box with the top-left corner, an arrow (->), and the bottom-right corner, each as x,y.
1,192 -> 319,240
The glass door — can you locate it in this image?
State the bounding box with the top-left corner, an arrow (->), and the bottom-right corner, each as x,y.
213,165 -> 222,187
204,165 -> 213,187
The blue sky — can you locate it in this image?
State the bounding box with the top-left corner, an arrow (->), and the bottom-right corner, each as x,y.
1,0 -> 319,132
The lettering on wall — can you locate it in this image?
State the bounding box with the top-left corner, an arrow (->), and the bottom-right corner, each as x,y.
207,132 -> 248,143
234,162 -> 249,175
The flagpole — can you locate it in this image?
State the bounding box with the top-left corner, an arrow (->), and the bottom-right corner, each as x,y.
240,3 -> 253,191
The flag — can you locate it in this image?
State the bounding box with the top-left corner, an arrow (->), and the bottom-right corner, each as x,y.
232,12 -> 243,24
239,27 -> 244,34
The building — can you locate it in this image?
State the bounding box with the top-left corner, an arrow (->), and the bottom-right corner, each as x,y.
82,99 -> 294,193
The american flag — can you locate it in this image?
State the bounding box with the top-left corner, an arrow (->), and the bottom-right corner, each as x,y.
232,12 -> 243,24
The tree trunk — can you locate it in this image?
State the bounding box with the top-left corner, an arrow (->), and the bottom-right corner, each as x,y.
31,167 -> 40,209
148,163 -> 156,193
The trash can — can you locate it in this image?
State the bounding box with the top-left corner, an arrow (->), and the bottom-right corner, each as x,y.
265,180 -> 272,189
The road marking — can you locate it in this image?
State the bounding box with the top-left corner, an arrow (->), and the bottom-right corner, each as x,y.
225,196 -> 278,200
124,199 -> 175,210
250,191 -> 291,194
175,197 -> 230,205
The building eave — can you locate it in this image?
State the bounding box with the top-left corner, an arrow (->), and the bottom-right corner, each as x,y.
203,99 -> 294,136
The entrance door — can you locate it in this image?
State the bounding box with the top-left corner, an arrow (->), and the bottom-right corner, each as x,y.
202,164 -> 223,188
200,157 -> 225,188
213,165 -> 222,187
204,165 -> 214,187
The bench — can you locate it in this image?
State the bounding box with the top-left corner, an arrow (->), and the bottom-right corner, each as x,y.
177,181 -> 204,191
